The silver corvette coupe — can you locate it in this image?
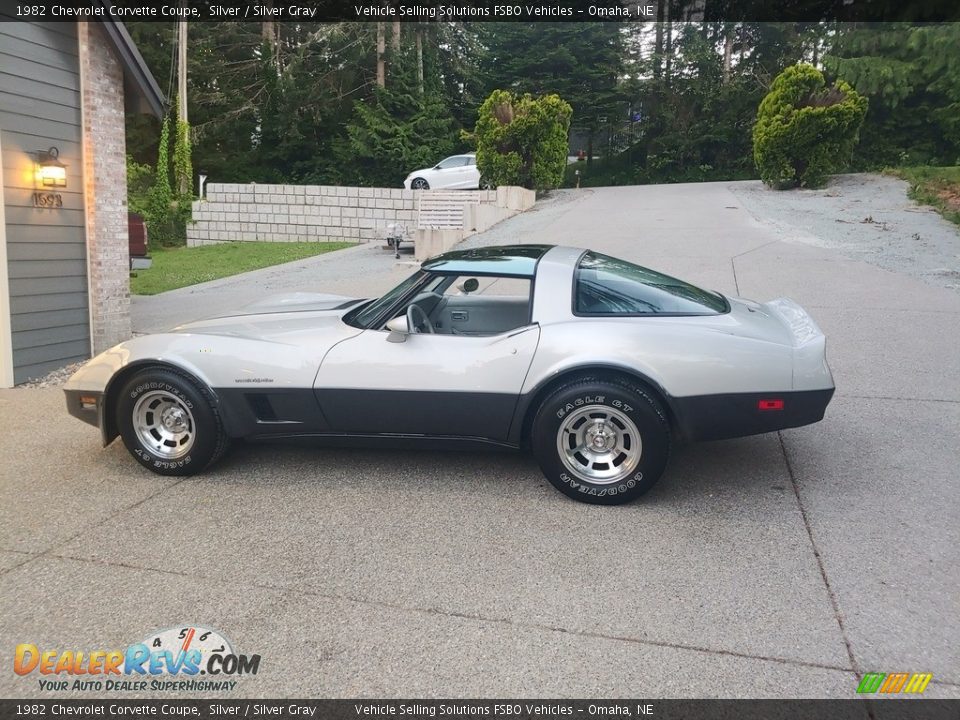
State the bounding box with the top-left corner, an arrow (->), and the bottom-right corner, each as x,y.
66,245 -> 834,505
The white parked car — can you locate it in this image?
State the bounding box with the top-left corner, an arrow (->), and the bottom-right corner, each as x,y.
403,153 -> 487,190
64,245 -> 834,505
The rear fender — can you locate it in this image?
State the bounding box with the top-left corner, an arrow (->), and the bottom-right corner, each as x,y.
763,298 -> 834,391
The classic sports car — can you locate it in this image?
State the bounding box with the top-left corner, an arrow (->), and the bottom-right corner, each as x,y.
65,245 -> 834,505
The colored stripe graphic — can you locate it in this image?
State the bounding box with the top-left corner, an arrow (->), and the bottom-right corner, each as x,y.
857,673 -> 885,693
857,672 -> 932,694
879,673 -> 909,693
903,674 -> 933,694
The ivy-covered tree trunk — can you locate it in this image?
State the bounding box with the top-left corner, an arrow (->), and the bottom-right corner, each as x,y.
173,114 -> 193,206
146,117 -> 179,245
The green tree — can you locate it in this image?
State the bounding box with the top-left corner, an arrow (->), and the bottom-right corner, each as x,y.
475,90 -> 572,191
478,23 -> 623,162
824,23 -> 960,166
753,64 -> 868,189
341,43 -> 457,187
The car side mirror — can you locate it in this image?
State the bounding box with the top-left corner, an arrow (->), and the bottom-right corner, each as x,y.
385,315 -> 409,343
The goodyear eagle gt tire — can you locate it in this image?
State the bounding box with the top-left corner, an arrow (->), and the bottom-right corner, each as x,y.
116,368 -> 229,476
531,378 -> 670,505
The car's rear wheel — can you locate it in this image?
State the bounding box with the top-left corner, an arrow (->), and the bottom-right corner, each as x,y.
116,368 -> 229,476
410,177 -> 429,190
531,378 -> 670,505
480,177 -> 495,190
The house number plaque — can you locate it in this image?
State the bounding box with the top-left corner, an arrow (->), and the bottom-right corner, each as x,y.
32,191 -> 63,208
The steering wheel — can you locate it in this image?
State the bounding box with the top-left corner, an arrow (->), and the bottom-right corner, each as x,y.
406,303 -> 434,334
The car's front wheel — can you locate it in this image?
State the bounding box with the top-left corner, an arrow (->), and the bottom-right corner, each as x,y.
116,368 -> 229,476
410,177 -> 429,190
531,377 -> 670,505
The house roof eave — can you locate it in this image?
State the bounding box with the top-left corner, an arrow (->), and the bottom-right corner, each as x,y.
92,3 -> 166,118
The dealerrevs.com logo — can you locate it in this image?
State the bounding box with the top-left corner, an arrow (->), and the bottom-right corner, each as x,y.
14,625 -> 261,693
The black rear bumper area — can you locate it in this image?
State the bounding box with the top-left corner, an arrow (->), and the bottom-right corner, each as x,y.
64,389 -> 104,429
673,388 -> 835,441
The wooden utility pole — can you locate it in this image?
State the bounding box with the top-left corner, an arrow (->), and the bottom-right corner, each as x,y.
177,20 -> 187,124
176,19 -> 189,196
392,20 -> 400,51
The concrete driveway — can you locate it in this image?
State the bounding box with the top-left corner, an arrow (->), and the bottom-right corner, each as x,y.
2,178 -> 958,699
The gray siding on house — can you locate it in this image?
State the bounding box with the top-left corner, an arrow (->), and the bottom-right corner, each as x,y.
0,21 -> 90,383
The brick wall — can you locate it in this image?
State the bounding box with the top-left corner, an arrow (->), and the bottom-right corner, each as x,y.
187,184 -> 498,246
78,22 -> 131,354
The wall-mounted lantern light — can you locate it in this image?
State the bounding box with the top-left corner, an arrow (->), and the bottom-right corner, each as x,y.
36,147 -> 67,188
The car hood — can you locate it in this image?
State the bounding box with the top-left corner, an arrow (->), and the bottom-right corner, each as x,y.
168,292 -> 365,341
231,292 -> 361,315
66,293 -> 369,394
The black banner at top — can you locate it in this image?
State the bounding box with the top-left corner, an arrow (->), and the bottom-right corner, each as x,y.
1,0 -> 959,23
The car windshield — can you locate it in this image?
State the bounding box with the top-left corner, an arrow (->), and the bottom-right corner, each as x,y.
344,271 -> 428,329
575,251 -> 728,315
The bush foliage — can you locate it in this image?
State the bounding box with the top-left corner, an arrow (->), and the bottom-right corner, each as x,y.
475,90 -> 572,191
753,64 -> 868,189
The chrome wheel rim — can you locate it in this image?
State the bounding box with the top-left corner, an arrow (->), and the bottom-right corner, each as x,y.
411,178 -> 428,189
133,390 -> 196,459
556,405 -> 642,484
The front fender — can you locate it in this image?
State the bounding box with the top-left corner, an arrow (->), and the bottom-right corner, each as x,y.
64,338 -> 223,446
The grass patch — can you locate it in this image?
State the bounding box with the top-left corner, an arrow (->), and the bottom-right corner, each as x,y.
886,166 -> 960,226
130,241 -> 354,295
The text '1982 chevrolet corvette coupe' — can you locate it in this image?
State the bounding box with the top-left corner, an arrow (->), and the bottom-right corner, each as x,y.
65,245 -> 834,505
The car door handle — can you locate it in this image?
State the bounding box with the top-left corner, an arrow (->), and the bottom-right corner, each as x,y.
451,311 -> 468,322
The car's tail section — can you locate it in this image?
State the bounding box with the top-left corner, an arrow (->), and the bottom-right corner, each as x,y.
764,298 -> 834,392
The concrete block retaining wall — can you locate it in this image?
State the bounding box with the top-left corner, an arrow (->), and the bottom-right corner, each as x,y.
187,184 -> 499,247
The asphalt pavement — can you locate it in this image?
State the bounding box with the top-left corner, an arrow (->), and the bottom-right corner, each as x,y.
1,176 -> 958,699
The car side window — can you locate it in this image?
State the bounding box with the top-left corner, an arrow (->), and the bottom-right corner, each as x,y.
399,274 -> 532,337
442,276 -> 528,298
437,156 -> 469,170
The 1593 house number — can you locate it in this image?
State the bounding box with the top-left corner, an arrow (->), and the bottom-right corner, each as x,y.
33,192 -> 63,208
